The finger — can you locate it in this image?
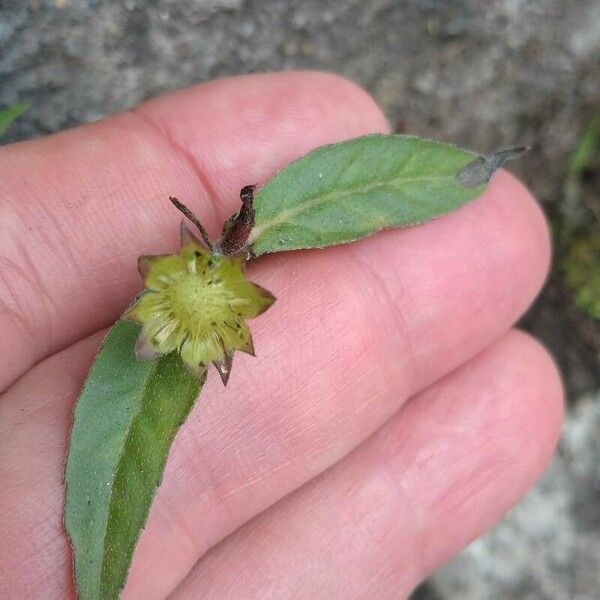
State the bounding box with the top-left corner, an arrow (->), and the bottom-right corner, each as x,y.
0,71 -> 389,390
0,171 -> 551,599
170,331 -> 563,600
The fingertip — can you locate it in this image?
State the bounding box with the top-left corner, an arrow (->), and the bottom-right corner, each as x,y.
141,70 -> 390,138
135,71 -> 390,208
397,328 -> 564,582
498,329 -> 565,467
485,170 -> 552,294
289,70 -> 391,135
468,328 -> 565,510
456,328 -> 564,494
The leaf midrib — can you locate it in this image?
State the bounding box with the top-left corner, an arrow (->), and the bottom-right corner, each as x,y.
98,359 -> 159,597
249,173 -> 456,243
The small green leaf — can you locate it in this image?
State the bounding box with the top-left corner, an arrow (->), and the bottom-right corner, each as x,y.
248,133 -> 486,255
569,115 -> 600,175
0,101 -> 29,139
65,319 -> 203,600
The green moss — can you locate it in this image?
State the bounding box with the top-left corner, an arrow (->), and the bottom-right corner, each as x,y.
562,227 -> 600,320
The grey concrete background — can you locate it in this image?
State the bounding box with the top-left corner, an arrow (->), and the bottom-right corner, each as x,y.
1,0 -> 599,598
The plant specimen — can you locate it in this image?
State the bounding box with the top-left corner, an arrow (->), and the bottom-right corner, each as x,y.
64,134 -> 523,599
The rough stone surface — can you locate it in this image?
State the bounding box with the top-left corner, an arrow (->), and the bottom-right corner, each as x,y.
1,1 -> 599,598
429,394 -> 600,600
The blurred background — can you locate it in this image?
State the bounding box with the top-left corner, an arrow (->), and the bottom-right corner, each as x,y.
1,1 -> 599,597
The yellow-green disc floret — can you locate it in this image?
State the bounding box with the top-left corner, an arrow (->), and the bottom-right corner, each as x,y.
124,223 -> 274,384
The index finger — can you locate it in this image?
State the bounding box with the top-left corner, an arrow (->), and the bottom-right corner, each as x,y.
0,71 -> 389,390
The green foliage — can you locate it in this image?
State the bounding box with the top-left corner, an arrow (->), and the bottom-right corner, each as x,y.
569,115 -> 600,175
560,116 -> 600,320
0,101 -> 29,139
563,228 -> 600,320
65,320 -> 202,600
249,134 -> 484,255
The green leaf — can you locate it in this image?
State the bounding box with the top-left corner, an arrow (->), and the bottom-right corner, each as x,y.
0,101 -> 29,139
65,319 -> 203,600
569,115 -> 600,175
248,133 -> 486,255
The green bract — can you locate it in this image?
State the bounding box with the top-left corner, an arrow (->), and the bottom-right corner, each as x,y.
124,223 -> 274,384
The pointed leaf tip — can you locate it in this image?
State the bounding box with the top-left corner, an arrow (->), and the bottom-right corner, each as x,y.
456,146 -> 530,188
251,283 -> 276,316
137,255 -> 154,279
213,353 -> 234,386
240,334 -> 255,356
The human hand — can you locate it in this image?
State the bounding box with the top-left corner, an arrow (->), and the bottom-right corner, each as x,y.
0,72 -> 562,599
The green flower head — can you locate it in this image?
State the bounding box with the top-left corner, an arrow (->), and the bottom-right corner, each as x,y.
124,222 -> 275,385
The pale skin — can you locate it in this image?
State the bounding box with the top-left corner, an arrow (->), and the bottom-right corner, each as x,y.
0,72 -> 563,599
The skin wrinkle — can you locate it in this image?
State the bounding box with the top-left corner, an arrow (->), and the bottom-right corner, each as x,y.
129,107 -> 226,232
15,236 -> 58,352
0,332 -> 100,434
0,254 -> 42,341
356,477 -> 415,599
279,386 -> 354,458
281,249 -> 407,424
0,202 -> 85,387
369,426 -> 430,591
151,492 -> 206,564
220,382 -> 337,486
0,266 -> 31,333
35,187 -> 85,282
5,388 -> 71,436
370,417 -> 438,587
3,528 -> 65,597
166,426 -> 238,557
0,205 -> 48,342
347,240 -> 418,393
401,386 -> 527,577
0,200 -> 87,388
0,162 -> 75,280
175,381 -> 298,525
